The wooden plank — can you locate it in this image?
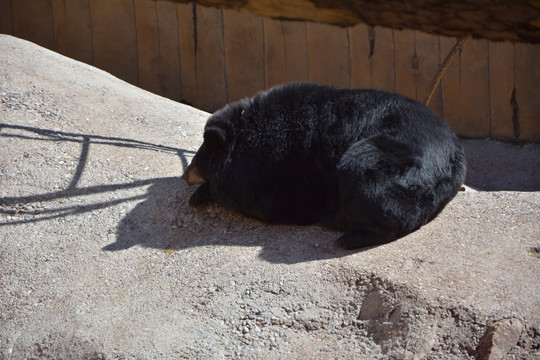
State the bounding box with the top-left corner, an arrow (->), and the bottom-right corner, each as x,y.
64,0 -> 93,64
489,41 -> 515,141
12,0 -> 54,49
415,31 -> 442,117
349,23 -> 372,89
307,22 -> 350,88
223,9 -> 265,103
51,0 -> 67,55
133,0 -> 160,95
441,37 -> 490,138
176,3 -> 197,106
0,0 -> 13,34
440,36 -> 460,133
370,26 -> 395,92
393,28 -> 416,99
281,20 -> 309,84
194,6 -> 227,112
90,0 -> 138,85
156,1 -> 181,101
459,38 -> 490,138
133,0 -> 181,100
514,42 -> 540,142
263,17 -> 287,89
263,18 -> 311,87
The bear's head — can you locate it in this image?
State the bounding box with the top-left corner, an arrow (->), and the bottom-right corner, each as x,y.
182,106 -> 239,186
182,126 -> 227,185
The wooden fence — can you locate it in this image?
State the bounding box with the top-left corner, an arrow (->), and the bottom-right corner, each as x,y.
0,0 -> 539,141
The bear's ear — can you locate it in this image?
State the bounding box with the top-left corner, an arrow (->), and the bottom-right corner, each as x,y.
203,126 -> 227,149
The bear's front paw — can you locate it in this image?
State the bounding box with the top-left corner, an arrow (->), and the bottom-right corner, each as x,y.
188,182 -> 213,207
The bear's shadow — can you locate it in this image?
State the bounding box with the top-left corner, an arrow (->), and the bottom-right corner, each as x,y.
104,176 -> 354,264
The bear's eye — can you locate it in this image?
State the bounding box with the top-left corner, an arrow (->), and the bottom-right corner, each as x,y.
241,109 -> 245,116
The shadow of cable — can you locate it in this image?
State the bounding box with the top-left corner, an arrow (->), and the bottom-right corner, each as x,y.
0,123 -> 194,226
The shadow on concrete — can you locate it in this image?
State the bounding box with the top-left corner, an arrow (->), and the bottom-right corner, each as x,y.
104,176 -> 354,264
462,139 -> 540,191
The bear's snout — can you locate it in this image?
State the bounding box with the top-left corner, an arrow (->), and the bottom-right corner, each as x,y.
182,163 -> 205,186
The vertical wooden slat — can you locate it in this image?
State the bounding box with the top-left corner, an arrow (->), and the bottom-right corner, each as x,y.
349,23 -> 372,89
12,0 -> 55,49
489,41 -> 515,141
460,38 -> 490,137
194,6 -> 227,112
156,1 -> 181,101
415,31 -> 442,116
263,18 -> 310,87
0,0 -> 14,34
134,0 -> 181,100
90,0 -> 138,85
51,0 -> 67,55
307,22 -> 350,87
441,37 -> 490,137
263,17 -> 287,88
64,0 -> 93,64
440,36 -> 460,133
133,0 -> 160,95
177,3 -> 197,106
370,26 -> 395,92
281,20 -> 309,84
223,9 -> 265,103
393,28 -> 416,99
514,43 -> 540,141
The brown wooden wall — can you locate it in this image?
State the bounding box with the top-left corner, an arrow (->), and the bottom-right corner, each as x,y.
1,1 -> 539,141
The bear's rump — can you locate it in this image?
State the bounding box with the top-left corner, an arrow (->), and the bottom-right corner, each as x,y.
333,135 -> 451,235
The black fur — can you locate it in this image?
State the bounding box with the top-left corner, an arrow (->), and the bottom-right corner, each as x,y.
182,83 -> 466,249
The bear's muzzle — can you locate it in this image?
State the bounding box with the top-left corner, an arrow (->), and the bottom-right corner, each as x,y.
182,163 -> 205,186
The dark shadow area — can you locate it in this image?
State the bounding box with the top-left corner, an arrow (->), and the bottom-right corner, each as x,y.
104,176 -> 357,264
462,139 -> 540,191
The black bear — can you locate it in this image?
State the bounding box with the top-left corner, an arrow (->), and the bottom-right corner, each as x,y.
182,83 -> 466,249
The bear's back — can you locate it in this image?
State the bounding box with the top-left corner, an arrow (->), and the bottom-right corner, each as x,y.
234,83 -> 455,168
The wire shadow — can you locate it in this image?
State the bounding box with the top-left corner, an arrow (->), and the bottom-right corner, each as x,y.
0,123 -> 195,226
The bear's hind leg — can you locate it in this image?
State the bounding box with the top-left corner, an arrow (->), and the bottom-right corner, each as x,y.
334,135 -> 422,249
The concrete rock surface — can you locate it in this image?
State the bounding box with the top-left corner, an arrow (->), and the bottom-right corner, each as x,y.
1,35 -> 539,359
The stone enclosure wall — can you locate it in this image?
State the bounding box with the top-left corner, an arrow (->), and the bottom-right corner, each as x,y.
0,0 -> 539,141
